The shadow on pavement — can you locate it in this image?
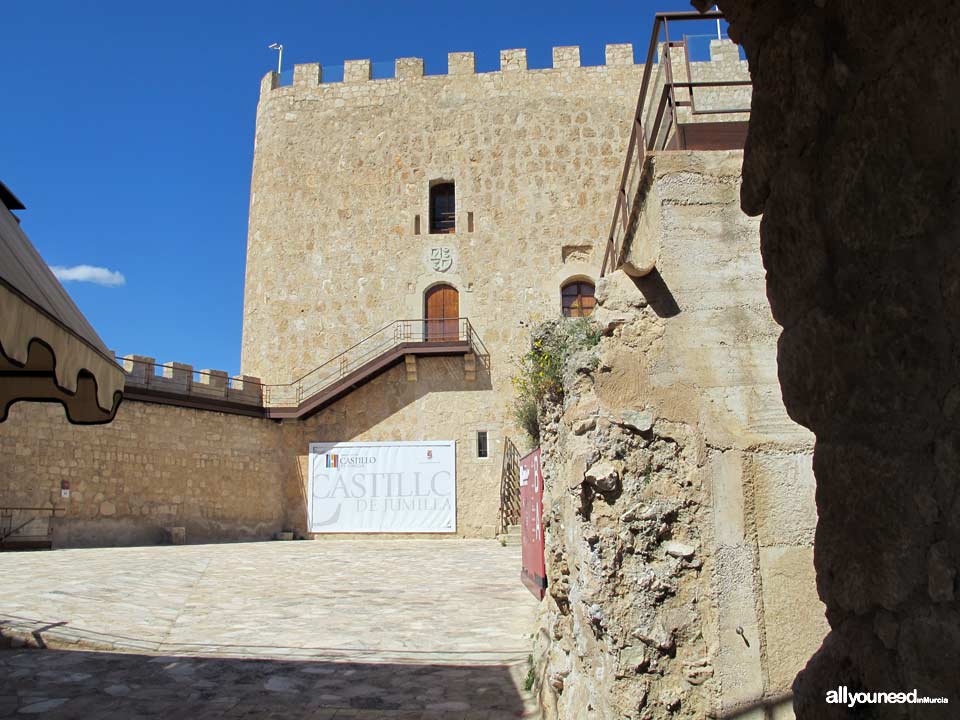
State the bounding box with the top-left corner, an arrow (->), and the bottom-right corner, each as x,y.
0,647 -> 535,719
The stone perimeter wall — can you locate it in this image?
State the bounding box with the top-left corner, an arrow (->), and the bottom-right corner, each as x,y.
532,152 -> 827,720
0,400 -> 289,547
0,355 -> 508,545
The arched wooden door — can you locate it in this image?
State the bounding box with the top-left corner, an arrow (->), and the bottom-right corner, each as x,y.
424,284 -> 459,341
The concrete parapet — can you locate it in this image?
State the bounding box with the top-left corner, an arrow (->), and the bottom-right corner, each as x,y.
122,355 -> 155,384
230,375 -> 263,403
119,356 -> 263,407
160,361 -> 192,393
194,369 -> 229,398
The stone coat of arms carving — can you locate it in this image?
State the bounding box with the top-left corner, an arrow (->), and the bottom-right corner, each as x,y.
430,247 -> 453,273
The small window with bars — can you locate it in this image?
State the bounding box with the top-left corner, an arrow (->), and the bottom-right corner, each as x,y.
476,430 -> 489,459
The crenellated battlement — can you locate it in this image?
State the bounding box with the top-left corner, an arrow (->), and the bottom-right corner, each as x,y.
121,355 -> 264,407
260,43 -> 644,95
259,39 -> 747,99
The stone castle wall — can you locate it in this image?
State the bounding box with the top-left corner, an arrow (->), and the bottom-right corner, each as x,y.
532,151 -> 827,720
1,41 -> 758,556
0,353 -> 508,546
0,400 -> 289,547
243,45 -> 646,391
240,41 -> 749,534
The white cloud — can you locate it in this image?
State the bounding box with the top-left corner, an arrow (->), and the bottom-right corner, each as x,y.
51,264 -> 126,287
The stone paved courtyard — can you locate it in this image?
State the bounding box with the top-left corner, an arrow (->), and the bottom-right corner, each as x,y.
0,540 -> 539,718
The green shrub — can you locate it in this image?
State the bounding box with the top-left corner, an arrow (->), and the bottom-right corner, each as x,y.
511,318 -> 600,445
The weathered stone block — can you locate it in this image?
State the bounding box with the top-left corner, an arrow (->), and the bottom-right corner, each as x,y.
259,71 -> 278,96
605,43 -> 634,66
709,450 -> 746,547
395,57 -> 423,79
712,545 -> 765,713
752,452 -> 816,547
447,52 -> 475,75
343,59 -> 371,82
709,39 -> 742,66
293,63 -> 322,87
499,49 -> 527,72
759,546 -> 828,693
552,46 -> 580,69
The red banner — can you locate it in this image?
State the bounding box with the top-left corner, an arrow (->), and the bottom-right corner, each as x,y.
519,447 -> 546,600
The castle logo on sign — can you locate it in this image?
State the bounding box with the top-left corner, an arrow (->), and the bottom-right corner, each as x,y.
430,247 -> 453,273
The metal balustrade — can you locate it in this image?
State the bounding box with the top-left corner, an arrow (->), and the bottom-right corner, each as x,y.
601,10 -> 752,277
119,317 -> 488,418
0,507 -> 63,549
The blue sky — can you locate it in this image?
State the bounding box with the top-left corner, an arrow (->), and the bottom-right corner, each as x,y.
3,0 -> 717,377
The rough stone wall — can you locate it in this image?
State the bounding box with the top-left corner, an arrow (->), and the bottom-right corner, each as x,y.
241,45 -> 749,507
0,400 -> 289,547
533,151 -> 826,719
245,50 -> 646,539
0,354 -> 507,545
691,2 -> 960,717
243,51 -> 643,387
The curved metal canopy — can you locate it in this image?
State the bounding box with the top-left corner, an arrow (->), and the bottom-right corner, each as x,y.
0,181 -> 124,424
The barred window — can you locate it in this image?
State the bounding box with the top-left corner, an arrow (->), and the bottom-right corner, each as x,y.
476,431 -> 489,459
430,182 -> 455,234
561,281 -> 596,317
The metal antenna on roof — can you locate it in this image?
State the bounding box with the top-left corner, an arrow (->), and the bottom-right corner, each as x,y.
268,43 -> 284,75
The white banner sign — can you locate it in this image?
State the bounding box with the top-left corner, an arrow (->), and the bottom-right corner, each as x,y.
308,441 -> 457,533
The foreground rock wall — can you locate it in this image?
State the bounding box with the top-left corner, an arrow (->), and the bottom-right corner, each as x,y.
694,1 -> 960,716
534,151 -> 826,719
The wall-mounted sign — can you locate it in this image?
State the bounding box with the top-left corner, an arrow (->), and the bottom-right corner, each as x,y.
430,247 -> 453,273
308,441 -> 456,533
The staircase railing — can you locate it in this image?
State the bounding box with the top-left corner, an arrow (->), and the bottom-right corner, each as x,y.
119,317 -> 488,415
263,317 -> 486,409
498,437 -> 522,534
0,507 -> 63,547
601,9 -> 752,277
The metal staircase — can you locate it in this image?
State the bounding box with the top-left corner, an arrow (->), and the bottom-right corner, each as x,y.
122,317 -> 489,420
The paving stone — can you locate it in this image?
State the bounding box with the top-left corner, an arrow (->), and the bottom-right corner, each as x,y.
0,540 -> 539,718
